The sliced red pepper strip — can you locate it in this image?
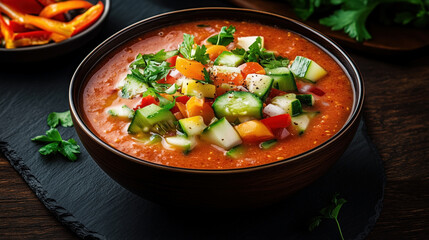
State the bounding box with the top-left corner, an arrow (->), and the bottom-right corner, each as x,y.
134,96 -> 158,110
0,16 -> 15,48
37,0 -> 58,7
261,114 -> 292,130
0,2 -> 73,37
69,1 -> 104,36
40,1 -> 93,19
13,30 -> 51,47
0,0 -> 43,15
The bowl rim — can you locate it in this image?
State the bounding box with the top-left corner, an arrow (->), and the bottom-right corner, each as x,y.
69,7 -> 365,174
0,0 -> 110,53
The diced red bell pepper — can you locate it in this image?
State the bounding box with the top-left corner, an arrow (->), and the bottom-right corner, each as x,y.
69,1 -> 104,36
13,30 -> 52,47
158,72 -> 177,84
133,95 -> 158,110
175,95 -> 190,104
0,0 -> 43,15
268,88 -> 287,99
166,55 -> 178,67
40,1 -> 93,19
37,0 -> 57,6
261,114 -> 291,130
238,62 -> 266,79
9,20 -> 33,32
309,86 -> 325,96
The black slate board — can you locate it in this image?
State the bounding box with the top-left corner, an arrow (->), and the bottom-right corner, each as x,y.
0,0 -> 385,239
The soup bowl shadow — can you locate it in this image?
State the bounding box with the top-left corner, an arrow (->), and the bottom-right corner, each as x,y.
69,8 -> 364,210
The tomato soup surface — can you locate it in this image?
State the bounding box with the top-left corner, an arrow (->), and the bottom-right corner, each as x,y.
83,20 -> 353,169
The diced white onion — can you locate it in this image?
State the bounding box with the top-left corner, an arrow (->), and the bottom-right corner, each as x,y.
263,104 -> 286,117
276,128 -> 290,140
299,84 -> 312,93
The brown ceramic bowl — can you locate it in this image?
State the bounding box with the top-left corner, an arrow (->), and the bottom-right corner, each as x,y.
69,8 -> 364,209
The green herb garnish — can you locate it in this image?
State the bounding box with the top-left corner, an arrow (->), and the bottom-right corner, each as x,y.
179,33 -> 210,64
32,128 -> 80,161
201,68 -> 213,84
207,25 -> 236,46
130,49 -> 178,69
179,33 -> 194,60
309,193 -> 347,240
290,0 -> 429,42
47,111 -> 73,128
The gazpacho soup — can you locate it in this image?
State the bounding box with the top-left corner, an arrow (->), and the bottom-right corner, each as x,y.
83,20 -> 354,169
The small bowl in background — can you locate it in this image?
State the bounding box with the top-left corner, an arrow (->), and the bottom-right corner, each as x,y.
0,0 -> 110,63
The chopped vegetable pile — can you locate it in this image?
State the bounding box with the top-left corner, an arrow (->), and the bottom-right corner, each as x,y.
108,25 -> 329,157
0,0 -> 104,48
290,0 -> 429,42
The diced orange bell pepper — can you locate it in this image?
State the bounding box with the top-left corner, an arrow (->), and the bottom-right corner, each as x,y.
238,62 -> 266,79
175,56 -> 205,80
186,96 -> 204,117
206,45 -> 228,61
176,102 -> 188,118
234,120 -> 275,142
0,16 -> 15,48
69,1 -> 104,36
40,1 -> 93,19
201,102 -> 215,125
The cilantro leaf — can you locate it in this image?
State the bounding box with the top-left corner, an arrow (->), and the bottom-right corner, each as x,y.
319,6 -> 376,42
309,193 -> 347,240
207,25 -> 236,46
130,50 -> 178,69
32,128 -> 80,161
201,68 -> 213,84
193,45 -> 210,65
39,142 -> 60,155
179,33 -> 194,59
47,111 -> 73,128
58,139 -> 81,162
260,55 -> 290,68
143,61 -> 172,83
245,36 -> 264,62
231,48 -> 246,55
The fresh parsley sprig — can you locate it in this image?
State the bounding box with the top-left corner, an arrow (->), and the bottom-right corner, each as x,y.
309,193 -> 347,240
290,0 -> 429,42
32,111 -> 80,161
47,111 -> 73,128
238,37 -> 290,67
207,25 -> 236,46
179,33 -> 210,64
201,68 -> 213,84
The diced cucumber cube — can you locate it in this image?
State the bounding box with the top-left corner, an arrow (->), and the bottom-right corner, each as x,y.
213,51 -> 244,67
107,105 -> 134,119
290,56 -> 327,83
245,74 -> 273,100
271,93 -> 302,116
201,117 -> 242,150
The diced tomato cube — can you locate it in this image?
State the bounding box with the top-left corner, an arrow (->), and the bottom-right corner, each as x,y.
238,62 -> 265,79
309,86 -> 325,96
134,95 -> 158,110
166,55 -> 178,67
261,114 -> 291,129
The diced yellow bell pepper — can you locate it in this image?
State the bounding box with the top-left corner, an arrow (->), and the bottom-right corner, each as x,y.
181,79 -> 216,98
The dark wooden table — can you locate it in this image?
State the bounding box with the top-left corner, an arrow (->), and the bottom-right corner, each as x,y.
1,47 -> 428,240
